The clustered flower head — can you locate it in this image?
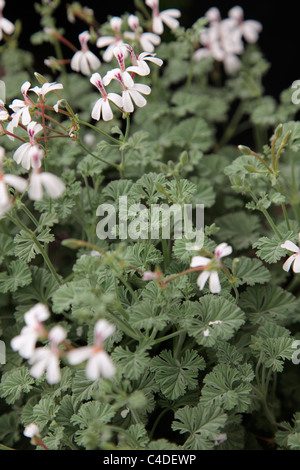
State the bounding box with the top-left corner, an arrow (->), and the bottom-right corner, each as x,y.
11,303 -> 116,384
194,6 -> 262,74
0,80 -> 67,217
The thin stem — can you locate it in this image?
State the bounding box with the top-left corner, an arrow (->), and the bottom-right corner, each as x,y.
78,140 -> 119,170
76,119 -> 121,145
249,191 -> 282,238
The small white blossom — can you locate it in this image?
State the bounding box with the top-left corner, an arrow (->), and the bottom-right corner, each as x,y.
146,0 -> 181,35
8,82 -> 34,133
67,319 -> 116,381
12,121 -> 43,170
29,325 -> 67,384
214,433 -> 228,446
24,424 -> 40,439
11,303 -> 50,359
120,408 -> 130,419
103,68 -> 151,113
281,235 -> 300,273
227,6 -> 262,44
28,147 -> 66,201
90,72 -> 123,121
96,17 -> 125,63
71,31 -> 101,76
126,45 -> 163,76
124,14 -> 161,53
0,0 -> 14,41
30,81 -> 63,99
190,242 -> 232,294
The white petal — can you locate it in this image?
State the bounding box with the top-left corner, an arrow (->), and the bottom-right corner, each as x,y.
85,50 -> 101,71
0,17 -> 14,35
68,346 -> 93,365
197,271 -> 210,290
152,16 -> 164,35
85,354 -> 102,380
122,90 -> 134,113
40,172 -> 66,199
281,241 -> 299,253
46,355 -> 61,384
91,98 -> 103,121
128,90 -> 147,108
160,10 -> 181,30
209,271 -> 221,294
101,99 -> 113,121
282,255 -> 297,273
3,174 -> 27,193
70,51 -> 82,72
292,254 -> 300,273
215,243 -> 232,258
25,303 -> 50,325
96,36 -> 115,48
190,256 -> 210,268
28,172 -> 43,201
107,92 -> 123,108
98,351 -> 116,378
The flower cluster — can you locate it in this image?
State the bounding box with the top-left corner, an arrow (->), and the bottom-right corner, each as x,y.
89,44 -> 163,120
11,303 -> 116,384
194,6 -> 262,74
0,81 -> 66,216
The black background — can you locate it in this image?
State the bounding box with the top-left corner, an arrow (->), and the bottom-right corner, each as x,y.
3,0 -> 300,98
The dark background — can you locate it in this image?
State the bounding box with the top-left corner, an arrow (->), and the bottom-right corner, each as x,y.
3,0 -> 300,98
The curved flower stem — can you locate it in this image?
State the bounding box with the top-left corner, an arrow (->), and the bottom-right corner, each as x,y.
76,118 -> 121,145
161,266 -> 205,287
249,191 -> 282,238
78,140 -> 120,170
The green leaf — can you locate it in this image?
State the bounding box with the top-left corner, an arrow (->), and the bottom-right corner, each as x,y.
112,346 -> 151,381
172,403 -> 227,450
0,234 -> 15,264
0,367 -> 35,405
150,349 -> 205,400
71,401 -> 116,429
32,397 -> 59,431
215,212 -> 261,250
233,257 -> 271,287
14,229 -> 54,263
200,364 -> 253,412
0,260 -> 32,293
253,231 -> 297,264
240,285 -> 298,325
0,413 -> 20,447
168,117 -> 214,152
181,296 -> 245,347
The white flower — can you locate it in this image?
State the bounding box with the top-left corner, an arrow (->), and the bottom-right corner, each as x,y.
30,81 -> 63,99
12,121 -> 43,170
67,319 -> 116,381
190,242 -> 232,294
24,424 -> 40,439
228,6 -> 262,44
103,68 -> 151,113
0,0 -> 14,41
71,31 -> 101,76
126,46 -> 163,76
11,303 -> 50,359
120,408 -> 130,419
281,235 -> 300,273
28,154 -> 66,202
90,72 -> 122,121
146,0 -> 181,35
124,14 -> 161,53
8,82 -> 34,133
96,17 -> 124,63
29,325 -> 67,384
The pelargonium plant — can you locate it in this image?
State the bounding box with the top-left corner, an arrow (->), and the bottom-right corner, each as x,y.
0,0 -> 300,452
